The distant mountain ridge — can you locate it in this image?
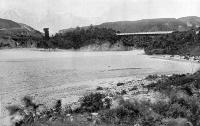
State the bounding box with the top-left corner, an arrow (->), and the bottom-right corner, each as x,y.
59,16 -> 200,33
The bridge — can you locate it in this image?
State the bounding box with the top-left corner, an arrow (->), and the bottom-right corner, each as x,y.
116,31 -> 173,36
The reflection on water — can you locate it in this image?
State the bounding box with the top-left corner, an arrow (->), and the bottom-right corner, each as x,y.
0,49 -> 200,117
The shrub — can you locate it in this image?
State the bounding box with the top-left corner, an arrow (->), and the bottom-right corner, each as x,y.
167,103 -> 189,118
96,86 -> 104,90
54,100 -> 62,114
154,92 -> 200,126
77,93 -> 108,112
100,106 -> 136,124
98,87 -> 200,125
151,101 -> 170,117
99,100 -> 152,125
145,74 -> 159,80
145,74 -> 195,93
117,83 -> 125,86
22,96 -> 35,108
6,105 -> 23,115
129,86 -> 138,91
121,90 -> 127,95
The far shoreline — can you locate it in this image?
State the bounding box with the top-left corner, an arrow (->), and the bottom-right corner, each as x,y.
1,47 -> 199,64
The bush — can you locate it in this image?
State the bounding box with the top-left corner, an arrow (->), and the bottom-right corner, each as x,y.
151,91 -> 200,126
121,90 -> 127,95
129,86 -> 138,91
77,93 -> 109,113
54,100 -> 62,114
151,101 -> 170,117
167,103 -> 189,118
116,83 -> 125,86
96,86 -> 104,90
145,74 -> 195,93
22,96 -> 35,108
99,89 -> 200,126
145,74 -> 159,80
6,105 -> 23,115
169,95 -> 200,126
100,106 -> 137,125
99,100 -> 153,125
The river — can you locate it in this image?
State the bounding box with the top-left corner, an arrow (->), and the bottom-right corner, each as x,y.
0,48 -> 200,119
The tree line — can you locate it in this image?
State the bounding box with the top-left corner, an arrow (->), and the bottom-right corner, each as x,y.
37,25 -> 118,49
119,28 -> 200,55
36,25 -> 200,56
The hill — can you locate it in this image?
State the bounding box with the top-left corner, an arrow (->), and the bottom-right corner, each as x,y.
0,18 -> 42,38
179,16 -> 200,27
0,18 -> 43,48
98,18 -> 188,32
0,18 -> 21,29
98,17 -> 200,33
59,16 -> 200,33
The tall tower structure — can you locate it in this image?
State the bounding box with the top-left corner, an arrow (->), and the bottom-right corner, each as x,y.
43,28 -> 50,40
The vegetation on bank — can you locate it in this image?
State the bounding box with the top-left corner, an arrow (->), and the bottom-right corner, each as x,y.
7,71 -> 200,126
38,26 -> 200,56
119,28 -> 200,56
1,21 -> 200,57
144,29 -> 200,55
1,22 -> 200,56
37,26 -> 118,49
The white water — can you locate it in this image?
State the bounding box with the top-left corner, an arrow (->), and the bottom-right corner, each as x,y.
0,49 -> 200,121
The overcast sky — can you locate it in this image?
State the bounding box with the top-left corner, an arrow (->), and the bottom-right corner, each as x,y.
0,0 -> 200,33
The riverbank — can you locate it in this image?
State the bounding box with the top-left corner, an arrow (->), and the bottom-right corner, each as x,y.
150,54 -> 200,64
3,72 -> 200,126
0,76 -> 147,126
2,48 -> 199,63
1,48 -> 200,126
0,74 -> 161,126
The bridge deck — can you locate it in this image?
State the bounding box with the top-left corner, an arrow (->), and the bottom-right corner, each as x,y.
116,31 -> 173,36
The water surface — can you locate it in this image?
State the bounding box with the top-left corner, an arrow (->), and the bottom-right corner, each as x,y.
0,49 -> 199,117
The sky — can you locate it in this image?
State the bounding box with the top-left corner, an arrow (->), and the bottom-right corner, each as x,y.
0,0 -> 200,33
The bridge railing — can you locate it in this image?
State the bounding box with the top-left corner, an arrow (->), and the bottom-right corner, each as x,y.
116,31 -> 174,36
